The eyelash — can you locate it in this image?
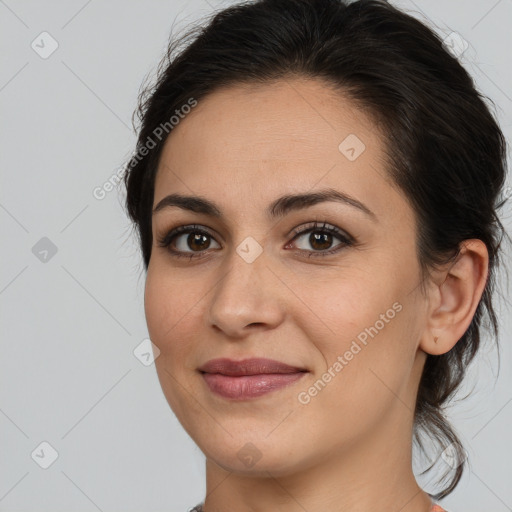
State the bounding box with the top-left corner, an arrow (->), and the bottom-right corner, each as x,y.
156,221 -> 354,260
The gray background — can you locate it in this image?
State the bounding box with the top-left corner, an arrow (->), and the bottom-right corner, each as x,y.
1,1 -> 511,511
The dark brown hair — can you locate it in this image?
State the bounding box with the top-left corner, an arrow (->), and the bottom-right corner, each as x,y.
123,0 -> 509,499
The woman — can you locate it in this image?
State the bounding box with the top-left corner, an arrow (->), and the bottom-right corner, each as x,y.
123,0 -> 509,510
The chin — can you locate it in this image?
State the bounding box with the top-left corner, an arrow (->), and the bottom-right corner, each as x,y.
198,433 -> 310,477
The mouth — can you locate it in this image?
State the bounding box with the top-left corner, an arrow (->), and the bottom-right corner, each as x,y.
198,357 -> 307,376
198,357 -> 308,400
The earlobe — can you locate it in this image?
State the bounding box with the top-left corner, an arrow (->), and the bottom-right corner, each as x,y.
420,239 -> 489,356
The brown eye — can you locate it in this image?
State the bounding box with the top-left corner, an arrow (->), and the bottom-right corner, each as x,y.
288,222 -> 353,257
157,225 -> 221,258
184,232 -> 213,252
305,232 -> 335,251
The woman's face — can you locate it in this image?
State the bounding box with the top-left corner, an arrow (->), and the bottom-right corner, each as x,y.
145,78 -> 430,475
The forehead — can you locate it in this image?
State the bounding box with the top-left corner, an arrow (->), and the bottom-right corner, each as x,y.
154,78 -> 401,222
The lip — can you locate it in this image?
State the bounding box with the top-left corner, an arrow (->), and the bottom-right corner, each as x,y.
198,358 -> 308,400
198,357 -> 306,376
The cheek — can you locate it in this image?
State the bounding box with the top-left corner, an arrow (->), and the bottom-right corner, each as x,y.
310,288 -> 421,417
144,266 -> 204,424
144,265 -> 197,359
302,272 -> 397,347
303,273 -> 414,390
144,269 -> 168,345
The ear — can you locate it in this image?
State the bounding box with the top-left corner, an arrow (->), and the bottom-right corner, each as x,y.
419,239 -> 489,356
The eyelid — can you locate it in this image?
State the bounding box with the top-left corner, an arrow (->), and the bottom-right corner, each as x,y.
156,224 -> 218,249
157,220 -> 355,260
289,221 -> 354,243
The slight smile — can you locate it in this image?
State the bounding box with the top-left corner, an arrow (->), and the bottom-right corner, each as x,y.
198,358 -> 309,400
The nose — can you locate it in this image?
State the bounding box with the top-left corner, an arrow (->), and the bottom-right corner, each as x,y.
207,247 -> 286,338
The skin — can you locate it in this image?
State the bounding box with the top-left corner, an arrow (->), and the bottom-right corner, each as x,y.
145,77 -> 489,512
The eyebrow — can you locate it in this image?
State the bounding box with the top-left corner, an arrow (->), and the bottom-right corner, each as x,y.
152,187 -> 377,221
